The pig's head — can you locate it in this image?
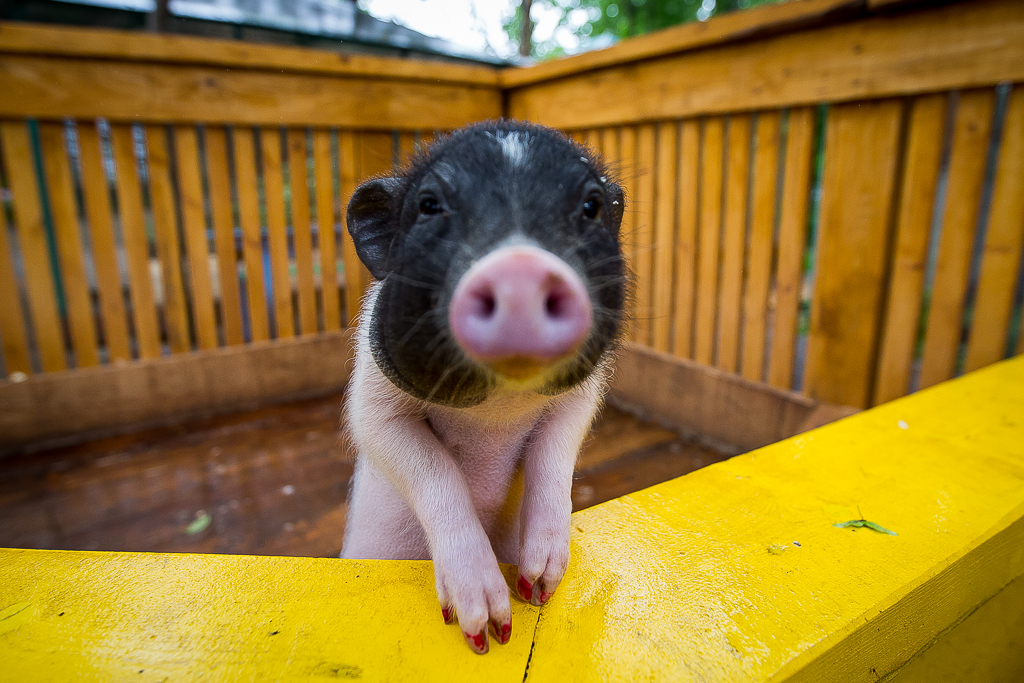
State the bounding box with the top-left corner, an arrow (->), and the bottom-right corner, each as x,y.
347,120 -> 627,408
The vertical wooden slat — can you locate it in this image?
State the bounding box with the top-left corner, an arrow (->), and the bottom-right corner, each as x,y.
174,125 -> 217,350
338,130 -> 363,325
671,119 -> 700,359
312,129 -> 341,332
397,131 -> 416,167
109,124 -> 161,359
78,122 -> 130,362
204,126 -> 245,346
919,90 -> 996,389
146,124 -> 191,354
288,128 -> 318,335
964,87 -> 1024,372
618,126 -> 638,340
260,126 -> 294,339
0,122 -> 65,371
873,94 -> 947,404
717,114 -> 751,372
39,122 -> 99,367
651,121 -> 678,353
353,131 -> 393,306
568,131 -> 585,144
599,128 -> 619,164
0,190 -> 32,374
583,129 -> 600,151
694,117 -> 725,366
633,123 -> 657,346
768,107 -> 815,390
233,128 -> 270,342
741,111 -> 781,382
804,99 -> 903,408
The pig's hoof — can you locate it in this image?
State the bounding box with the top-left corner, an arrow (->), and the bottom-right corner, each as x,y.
538,590 -> 553,605
490,618 -> 512,645
464,629 -> 489,654
516,574 -> 534,603
441,606 -> 455,625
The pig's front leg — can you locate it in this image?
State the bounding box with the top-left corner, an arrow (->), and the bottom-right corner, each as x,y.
346,359 -> 512,654
516,369 -> 606,606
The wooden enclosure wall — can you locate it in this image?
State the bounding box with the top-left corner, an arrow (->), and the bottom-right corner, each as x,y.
510,0 -> 1024,409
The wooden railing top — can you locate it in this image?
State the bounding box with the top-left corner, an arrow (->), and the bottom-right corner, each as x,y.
0,21 -> 501,88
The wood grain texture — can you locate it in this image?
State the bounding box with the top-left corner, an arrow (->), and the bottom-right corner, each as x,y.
204,126 -> 245,346
0,182 -> 32,374
38,122 -> 99,368
632,123 -> 657,346
873,94 -> 947,404
507,0 -> 1024,130
77,122 -> 130,363
338,130 -> 362,326
312,129 -> 341,332
0,21 -> 501,87
173,126 -> 218,350
768,107 -> 814,390
233,127 -> 270,343
287,129 -> 318,336
109,124 -> 161,359
671,119 -> 700,359
804,100 -> 903,408
0,56 -> 502,130
260,127 -> 294,339
618,126 -> 638,341
741,111 -> 781,382
964,87 -> 1024,373
694,117 -> 724,366
651,121 -> 678,353
919,90 -> 995,390
717,114 -> 751,373
146,125 -> 191,354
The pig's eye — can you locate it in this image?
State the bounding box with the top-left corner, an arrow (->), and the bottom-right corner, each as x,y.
419,196 -> 443,215
582,197 -> 601,220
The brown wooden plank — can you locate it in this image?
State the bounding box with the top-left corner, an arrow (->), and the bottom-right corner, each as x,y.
108,124 -> 161,359
0,177 -> 32,374
0,329 -> 354,449
0,56 -> 502,130
963,87 -> 1024,373
671,119 -> 700,360
694,117 -> 725,366
650,121 -> 677,353
872,94 -> 947,404
173,125 -> 217,350
918,90 -> 996,390
203,126 -> 244,346
803,99 -> 903,408
741,111 -> 781,382
767,107 -> 815,390
716,114 -> 751,373
632,123 -> 657,346
77,122 -> 131,362
233,127 -> 269,343
312,129 -> 341,332
260,127 -> 294,339
0,21 -> 500,87
38,122 -> 99,368
338,130 -> 362,326
397,131 -> 416,168
499,0 -> 858,88
145,124 -> 191,354
287,128 -> 318,335
507,0 -> 1024,130
618,126 -> 638,341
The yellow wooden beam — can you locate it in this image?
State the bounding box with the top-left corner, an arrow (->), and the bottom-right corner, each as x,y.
2,357 -> 1022,680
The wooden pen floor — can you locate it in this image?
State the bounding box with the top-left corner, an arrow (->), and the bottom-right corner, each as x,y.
0,394 -> 730,558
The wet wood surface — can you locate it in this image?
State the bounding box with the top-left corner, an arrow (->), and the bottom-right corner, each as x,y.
0,395 -> 729,558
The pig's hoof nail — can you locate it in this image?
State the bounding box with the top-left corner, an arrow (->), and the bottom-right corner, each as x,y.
517,574 -> 534,603
464,629 -> 489,654
441,606 -> 455,625
490,619 -> 512,645
538,590 -> 554,605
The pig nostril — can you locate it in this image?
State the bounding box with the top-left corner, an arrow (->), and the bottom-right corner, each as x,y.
472,291 -> 496,319
545,292 -> 565,318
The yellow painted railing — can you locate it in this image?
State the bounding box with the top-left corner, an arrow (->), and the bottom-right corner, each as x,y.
4,355 -> 1022,681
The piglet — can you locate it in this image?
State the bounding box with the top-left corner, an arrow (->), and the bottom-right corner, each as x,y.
341,121 -> 627,654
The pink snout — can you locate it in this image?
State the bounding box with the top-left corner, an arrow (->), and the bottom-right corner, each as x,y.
448,245 -> 592,379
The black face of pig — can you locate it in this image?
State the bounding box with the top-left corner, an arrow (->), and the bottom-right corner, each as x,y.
347,121 -> 627,408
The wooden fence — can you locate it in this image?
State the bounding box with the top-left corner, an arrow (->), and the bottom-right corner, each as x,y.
1,0 -> 1023,439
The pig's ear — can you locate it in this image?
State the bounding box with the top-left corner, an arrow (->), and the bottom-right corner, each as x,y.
605,182 -> 626,232
347,177 -> 403,280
